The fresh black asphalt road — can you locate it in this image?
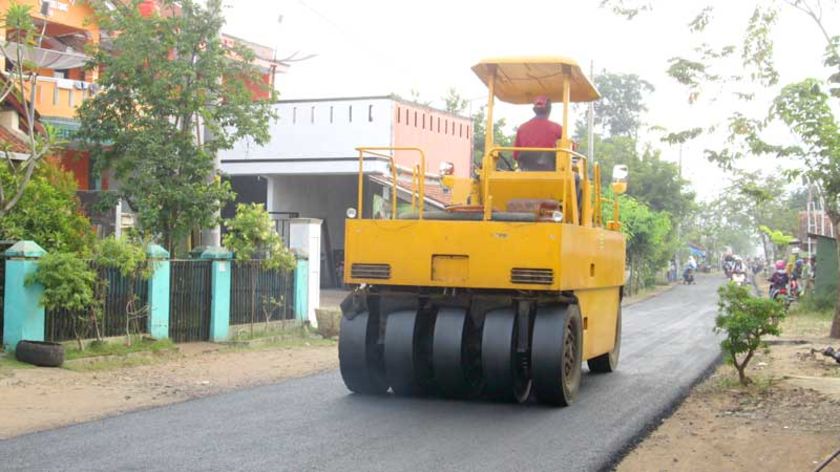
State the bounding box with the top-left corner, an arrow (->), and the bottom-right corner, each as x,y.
1,276 -> 721,472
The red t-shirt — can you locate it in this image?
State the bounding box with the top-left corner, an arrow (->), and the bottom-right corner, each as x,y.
513,117 -> 563,159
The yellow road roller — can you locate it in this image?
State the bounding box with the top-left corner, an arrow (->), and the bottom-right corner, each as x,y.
339,57 -> 627,406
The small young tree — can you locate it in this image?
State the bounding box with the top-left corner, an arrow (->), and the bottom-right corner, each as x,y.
29,253 -> 97,350
94,237 -> 152,345
223,203 -> 295,333
0,3 -> 60,217
715,283 -> 787,385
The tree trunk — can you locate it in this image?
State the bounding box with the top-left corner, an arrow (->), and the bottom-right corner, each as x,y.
831,212 -> 840,338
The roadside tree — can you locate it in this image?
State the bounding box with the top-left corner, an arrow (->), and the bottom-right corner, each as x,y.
78,0 -> 275,255
0,4 -> 60,217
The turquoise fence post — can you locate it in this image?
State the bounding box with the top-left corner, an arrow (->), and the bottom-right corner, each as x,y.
146,244 -> 171,340
3,241 -> 46,351
201,247 -> 232,342
294,257 -> 309,323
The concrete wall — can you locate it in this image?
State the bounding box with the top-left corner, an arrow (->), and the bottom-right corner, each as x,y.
221,97 -> 394,161
391,102 -> 472,177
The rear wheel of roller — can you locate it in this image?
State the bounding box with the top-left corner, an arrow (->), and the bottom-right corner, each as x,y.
432,308 -> 482,398
481,308 -> 531,403
339,311 -> 388,394
532,304 -> 582,406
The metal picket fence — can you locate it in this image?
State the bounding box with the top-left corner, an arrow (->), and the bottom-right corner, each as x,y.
45,263 -> 149,343
168,260 -> 212,342
230,260 -> 294,326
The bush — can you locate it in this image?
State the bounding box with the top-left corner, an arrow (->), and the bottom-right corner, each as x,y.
28,252 -> 97,350
714,282 -> 786,385
798,291 -> 835,312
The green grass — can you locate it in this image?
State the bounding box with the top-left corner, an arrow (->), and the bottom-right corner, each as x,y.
227,324 -> 336,351
229,323 -> 314,342
0,354 -> 34,377
64,337 -> 176,361
782,305 -> 834,338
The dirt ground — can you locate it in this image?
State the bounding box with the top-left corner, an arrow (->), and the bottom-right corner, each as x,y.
617,297 -> 840,472
0,341 -> 338,439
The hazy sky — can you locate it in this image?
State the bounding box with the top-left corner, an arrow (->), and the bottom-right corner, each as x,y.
220,0 -> 838,201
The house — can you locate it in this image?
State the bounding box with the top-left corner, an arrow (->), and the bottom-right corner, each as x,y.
220,95 -> 473,287
0,0 -> 287,236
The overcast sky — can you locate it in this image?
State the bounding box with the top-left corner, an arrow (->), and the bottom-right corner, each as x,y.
220,0 -> 839,201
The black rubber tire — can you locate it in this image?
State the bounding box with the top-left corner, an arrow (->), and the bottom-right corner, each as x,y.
481,308 -> 531,403
384,310 -> 432,396
588,306 -> 622,373
432,308 -> 482,398
532,305 -> 582,406
339,311 -> 388,394
15,340 -> 64,367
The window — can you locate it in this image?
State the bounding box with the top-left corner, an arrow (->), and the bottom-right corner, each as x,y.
414,111 -> 418,127
292,107 -> 297,124
422,114 -> 426,130
437,117 -> 441,133
330,106 -> 334,123
311,106 -> 315,123
405,108 -> 409,124
368,104 -> 374,122
349,105 -> 353,122
445,119 -> 449,134
459,124 -> 463,138
466,126 -> 470,139
397,106 -> 401,124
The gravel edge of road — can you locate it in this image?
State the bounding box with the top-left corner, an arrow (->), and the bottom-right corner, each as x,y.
598,352 -> 724,472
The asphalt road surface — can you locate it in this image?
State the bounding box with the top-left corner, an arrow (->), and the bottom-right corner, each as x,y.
1,276 -> 721,472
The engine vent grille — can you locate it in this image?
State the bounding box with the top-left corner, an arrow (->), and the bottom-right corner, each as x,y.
351,263 -> 391,280
511,268 -> 554,285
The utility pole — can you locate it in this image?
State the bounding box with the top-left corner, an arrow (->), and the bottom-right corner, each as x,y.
587,61 -> 595,163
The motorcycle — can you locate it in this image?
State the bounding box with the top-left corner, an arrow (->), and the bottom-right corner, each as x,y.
683,268 -> 695,285
770,285 -> 793,310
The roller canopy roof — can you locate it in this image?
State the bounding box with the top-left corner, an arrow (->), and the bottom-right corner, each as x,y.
472,57 -> 600,104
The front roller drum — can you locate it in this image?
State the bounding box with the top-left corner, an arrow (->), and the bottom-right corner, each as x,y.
531,304 -> 583,406
432,308 -> 482,398
481,309 -> 531,403
339,311 -> 388,394
384,310 -> 434,396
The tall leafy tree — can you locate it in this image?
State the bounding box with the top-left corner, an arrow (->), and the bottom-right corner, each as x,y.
773,78 -> 840,336
589,72 -> 654,138
78,0 -> 274,254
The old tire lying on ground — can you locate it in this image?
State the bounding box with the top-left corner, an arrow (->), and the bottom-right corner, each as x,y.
15,340 -> 65,367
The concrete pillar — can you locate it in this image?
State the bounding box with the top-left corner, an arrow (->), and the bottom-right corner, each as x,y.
290,218 -> 322,327
294,257 -> 309,323
201,247 -> 233,342
2,241 -> 46,351
146,244 -> 171,340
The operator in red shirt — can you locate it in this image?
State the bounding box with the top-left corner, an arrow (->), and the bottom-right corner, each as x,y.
513,96 -> 563,171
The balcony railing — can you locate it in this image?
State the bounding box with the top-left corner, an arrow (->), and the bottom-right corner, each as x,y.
30,76 -> 97,120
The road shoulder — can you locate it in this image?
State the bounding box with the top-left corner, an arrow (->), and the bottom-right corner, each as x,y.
0,335 -> 337,439
616,305 -> 840,471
